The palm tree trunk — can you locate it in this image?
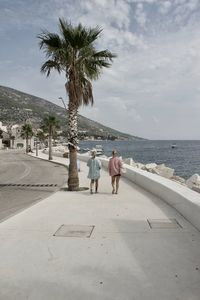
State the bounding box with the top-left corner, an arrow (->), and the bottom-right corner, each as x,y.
67,100 -> 79,191
49,130 -> 53,160
26,137 -> 28,153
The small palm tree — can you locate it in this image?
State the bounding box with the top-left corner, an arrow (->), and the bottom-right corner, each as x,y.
36,130 -> 46,144
21,123 -> 33,153
38,19 -> 116,190
36,129 -> 47,153
41,114 -> 60,160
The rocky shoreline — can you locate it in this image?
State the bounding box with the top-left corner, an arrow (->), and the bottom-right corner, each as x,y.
123,157 -> 200,194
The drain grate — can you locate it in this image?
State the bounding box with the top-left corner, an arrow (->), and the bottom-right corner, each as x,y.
53,225 -> 95,238
0,183 -> 57,187
147,218 -> 182,229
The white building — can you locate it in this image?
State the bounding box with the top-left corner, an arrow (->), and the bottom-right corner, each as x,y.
0,121 -> 7,132
0,122 -> 34,150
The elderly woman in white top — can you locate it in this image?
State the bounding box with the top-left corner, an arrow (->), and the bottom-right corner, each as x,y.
87,150 -> 101,194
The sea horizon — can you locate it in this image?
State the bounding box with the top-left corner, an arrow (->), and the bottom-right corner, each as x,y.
79,139 -> 200,180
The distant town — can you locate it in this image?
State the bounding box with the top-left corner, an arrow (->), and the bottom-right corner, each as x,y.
0,121 -> 129,151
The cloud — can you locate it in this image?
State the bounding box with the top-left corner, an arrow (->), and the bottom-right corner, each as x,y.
159,1 -> 172,14
152,116 -> 159,124
135,3 -> 147,28
1,0 -> 200,139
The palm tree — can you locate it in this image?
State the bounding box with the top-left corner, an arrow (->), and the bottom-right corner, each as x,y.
38,19 -> 116,190
20,123 -> 33,153
36,130 -> 46,145
41,114 -> 60,160
36,129 -> 47,155
0,129 -> 3,139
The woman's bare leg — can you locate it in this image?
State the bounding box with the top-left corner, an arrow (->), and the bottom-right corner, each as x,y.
95,180 -> 99,193
115,176 -> 120,194
111,176 -> 115,194
90,179 -> 94,194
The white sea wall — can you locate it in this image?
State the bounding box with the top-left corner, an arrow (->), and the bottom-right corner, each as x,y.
78,153 -> 200,232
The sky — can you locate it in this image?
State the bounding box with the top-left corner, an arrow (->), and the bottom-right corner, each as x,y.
0,0 -> 200,140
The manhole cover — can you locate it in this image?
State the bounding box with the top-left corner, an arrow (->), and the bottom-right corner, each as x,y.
147,218 -> 182,229
53,225 -> 95,238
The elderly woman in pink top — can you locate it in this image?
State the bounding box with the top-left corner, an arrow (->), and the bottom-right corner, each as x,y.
108,150 -> 123,194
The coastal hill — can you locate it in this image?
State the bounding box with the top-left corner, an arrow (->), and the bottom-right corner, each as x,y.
0,85 -> 144,140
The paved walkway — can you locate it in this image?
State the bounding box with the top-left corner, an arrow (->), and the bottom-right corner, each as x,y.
0,151 -> 200,300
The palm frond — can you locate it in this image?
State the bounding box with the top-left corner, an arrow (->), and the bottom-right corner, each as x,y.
81,78 -> 94,106
93,50 -> 117,61
21,123 -> 33,139
38,19 -> 116,108
40,60 -> 62,76
86,26 -> 103,43
59,18 -> 76,47
38,31 -> 62,53
41,114 -> 60,135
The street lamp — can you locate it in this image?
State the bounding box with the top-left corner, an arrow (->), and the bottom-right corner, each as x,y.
58,97 -> 67,111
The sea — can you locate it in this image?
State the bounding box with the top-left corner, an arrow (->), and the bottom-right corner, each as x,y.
79,140 -> 200,180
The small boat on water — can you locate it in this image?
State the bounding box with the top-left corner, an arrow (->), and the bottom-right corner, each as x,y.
95,144 -> 104,156
171,143 -> 177,149
79,148 -> 90,154
78,144 -> 104,156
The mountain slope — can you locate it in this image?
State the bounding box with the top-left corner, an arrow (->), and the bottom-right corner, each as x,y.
0,85 -> 144,140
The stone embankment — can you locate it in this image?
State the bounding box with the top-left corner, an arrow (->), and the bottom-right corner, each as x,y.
43,146 -> 200,194
123,157 -> 200,193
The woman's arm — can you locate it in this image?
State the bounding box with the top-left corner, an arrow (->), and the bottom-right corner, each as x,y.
108,159 -> 111,175
87,159 -> 91,167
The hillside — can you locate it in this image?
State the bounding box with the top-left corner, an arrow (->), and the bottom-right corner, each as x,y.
0,85 -> 144,140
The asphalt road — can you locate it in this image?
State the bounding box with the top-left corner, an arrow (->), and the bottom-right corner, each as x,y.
0,150 -> 68,222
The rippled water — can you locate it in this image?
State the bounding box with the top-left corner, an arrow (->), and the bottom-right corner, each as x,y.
79,140 -> 200,179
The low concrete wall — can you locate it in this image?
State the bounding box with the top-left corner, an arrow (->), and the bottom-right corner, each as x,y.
78,154 -> 200,231
43,149 -> 65,158
43,150 -> 200,231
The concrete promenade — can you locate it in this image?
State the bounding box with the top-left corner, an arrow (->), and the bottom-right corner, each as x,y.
0,151 -> 200,299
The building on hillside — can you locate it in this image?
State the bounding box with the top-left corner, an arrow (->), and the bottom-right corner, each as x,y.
0,121 -> 7,132
0,122 -> 35,150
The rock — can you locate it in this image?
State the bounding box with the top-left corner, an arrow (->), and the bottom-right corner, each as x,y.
145,163 -> 157,170
156,164 -> 174,179
171,175 -> 186,185
186,174 -> 200,189
141,165 -> 147,170
135,163 -> 145,169
192,185 -> 200,193
123,158 -> 136,167
149,168 -> 160,175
